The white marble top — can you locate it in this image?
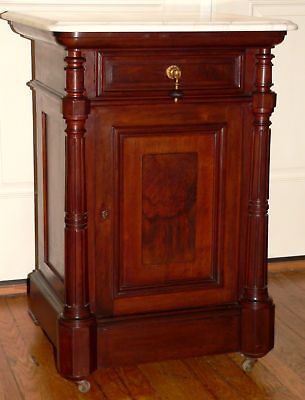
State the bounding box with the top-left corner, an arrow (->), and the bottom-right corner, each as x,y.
0,9 -> 297,33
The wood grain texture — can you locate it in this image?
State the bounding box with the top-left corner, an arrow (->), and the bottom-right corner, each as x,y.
52,30 -> 287,49
142,152 -> 197,265
240,47 -> 276,359
58,49 -> 97,379
97,307 -> 240,367
93,106 -> 242,316
99,51 -> 242,97
1,271 -> 305,399
115,123 -> 226,297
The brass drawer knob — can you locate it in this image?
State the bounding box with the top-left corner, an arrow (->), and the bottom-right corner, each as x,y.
166,65 -> 183,103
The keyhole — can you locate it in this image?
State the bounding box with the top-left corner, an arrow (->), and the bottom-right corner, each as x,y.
101,209 -> 109,220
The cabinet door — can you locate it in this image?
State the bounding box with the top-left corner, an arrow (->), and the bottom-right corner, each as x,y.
93,102 -> 245,316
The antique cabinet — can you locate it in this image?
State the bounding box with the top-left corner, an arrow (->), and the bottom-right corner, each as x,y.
1,9 -> 296,391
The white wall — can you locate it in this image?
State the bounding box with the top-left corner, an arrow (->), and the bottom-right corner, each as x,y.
214,0 -> 305,258
0,0 -> 303,281
0,20 -> 34,281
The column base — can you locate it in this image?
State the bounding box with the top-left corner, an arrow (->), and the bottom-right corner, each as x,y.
240,299 -> 275,358
57,315 -> 97,380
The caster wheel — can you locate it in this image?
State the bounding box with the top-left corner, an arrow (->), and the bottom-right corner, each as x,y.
77,380 -> 91,393
242,357 -> 257,372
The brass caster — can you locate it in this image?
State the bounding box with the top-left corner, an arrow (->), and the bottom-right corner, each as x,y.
242,357 -> 257,372
77,380 -> 91,393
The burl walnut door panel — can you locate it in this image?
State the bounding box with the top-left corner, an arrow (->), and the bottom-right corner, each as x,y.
93,103 -> 244,316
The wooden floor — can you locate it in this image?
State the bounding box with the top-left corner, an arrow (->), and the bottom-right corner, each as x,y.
1,270 -> 305,399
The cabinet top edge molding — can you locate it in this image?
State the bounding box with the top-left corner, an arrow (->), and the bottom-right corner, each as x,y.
0,9 -> 297,32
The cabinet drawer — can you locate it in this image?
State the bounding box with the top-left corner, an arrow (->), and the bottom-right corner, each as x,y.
97,51 -> 243,97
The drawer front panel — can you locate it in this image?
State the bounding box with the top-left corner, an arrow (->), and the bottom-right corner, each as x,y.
98,52 -> 243,97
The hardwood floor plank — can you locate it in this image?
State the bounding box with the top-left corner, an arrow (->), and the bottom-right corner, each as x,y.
2,297 -> 91,400
0,340 -> 24,400
11,296 -> 106,400
270,300 -> 305,342
206,354 -> 269,400
279,270 -> 305,292
116,366 -> 162,399
260,352 -> 305,400
184,356 -> 245,400
93,368 -> 132,399
273,315 -> 305,378
139,359 -> 216,400
229,353 -> 298,400
0,298 -> 52,400
269,273 -> 305,320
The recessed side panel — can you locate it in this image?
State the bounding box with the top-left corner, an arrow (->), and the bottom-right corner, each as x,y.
42,107 -> 65,279
114,125 -> 225,295
36,91 -> 65,290
33,90 -> 65,300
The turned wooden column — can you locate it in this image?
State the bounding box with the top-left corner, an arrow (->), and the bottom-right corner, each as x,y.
57,49 -> 96,380
241,48 -> 276,358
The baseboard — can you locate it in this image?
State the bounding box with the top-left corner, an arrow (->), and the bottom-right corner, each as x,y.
268,256 -> 305,273
0,279 -> 27,297
268,255 -> 305,263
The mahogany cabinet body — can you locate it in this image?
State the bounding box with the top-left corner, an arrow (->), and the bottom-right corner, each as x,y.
13,25 -> 286,380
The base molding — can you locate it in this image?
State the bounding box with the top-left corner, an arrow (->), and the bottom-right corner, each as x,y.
240,299 -> 275,358
97,306 -> 241,368
57,316 -> 97,380
0,279 -> 27,297
27,269 -> 276,378
28,270 -> 62,345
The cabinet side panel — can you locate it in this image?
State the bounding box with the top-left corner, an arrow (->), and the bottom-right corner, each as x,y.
34,41 -> 66,95
43,105 -> 65,278
35,90 -> 65,297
